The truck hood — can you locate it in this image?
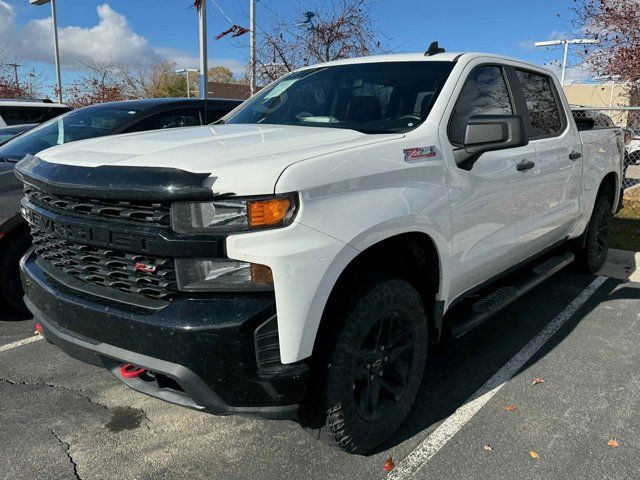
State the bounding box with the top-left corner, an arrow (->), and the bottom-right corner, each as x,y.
37,124 -> 403,195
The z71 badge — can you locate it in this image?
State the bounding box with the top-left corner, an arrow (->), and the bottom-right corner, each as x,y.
403,146 -> 437,162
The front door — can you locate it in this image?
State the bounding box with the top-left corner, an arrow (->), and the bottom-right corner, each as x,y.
442,64 -> 538,301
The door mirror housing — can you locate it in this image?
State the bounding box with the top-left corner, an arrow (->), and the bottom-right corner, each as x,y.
464,114 -> 528,153
455,114 -> 528,170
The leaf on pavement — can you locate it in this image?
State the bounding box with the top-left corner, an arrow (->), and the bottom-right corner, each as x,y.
504,405 -> 516,412
532,378 -> 545,385
529,450 -> 540,460
483,444 -> 494,452
608,439 -> 619,448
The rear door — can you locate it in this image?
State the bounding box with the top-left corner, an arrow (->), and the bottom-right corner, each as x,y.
511,68 -> 582,248
442,63 -> 538,300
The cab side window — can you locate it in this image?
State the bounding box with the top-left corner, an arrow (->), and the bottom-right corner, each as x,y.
448,66 -> 514,146
515,70 -> 564,138
125,108 -> 202,133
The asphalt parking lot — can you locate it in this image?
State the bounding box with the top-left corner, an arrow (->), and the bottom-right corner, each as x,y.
1,268 -> 639,480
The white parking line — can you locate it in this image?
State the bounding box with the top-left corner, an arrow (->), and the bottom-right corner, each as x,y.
0,335 -> 43,354
388,275 -> 608,479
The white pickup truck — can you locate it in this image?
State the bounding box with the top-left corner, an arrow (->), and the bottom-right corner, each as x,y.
17,49 -> 623,454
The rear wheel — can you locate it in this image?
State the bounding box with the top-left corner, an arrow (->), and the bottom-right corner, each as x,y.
299,274 -> 428,454
0,228 -> 31,314
575,195 -> 612,273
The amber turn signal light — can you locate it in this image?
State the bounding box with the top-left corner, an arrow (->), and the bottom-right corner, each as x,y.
248,198 -> 292,228
250,263 -> 273,284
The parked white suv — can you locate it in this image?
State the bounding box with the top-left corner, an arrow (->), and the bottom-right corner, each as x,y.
0,99 -> 70,127
17,50 -> 623,454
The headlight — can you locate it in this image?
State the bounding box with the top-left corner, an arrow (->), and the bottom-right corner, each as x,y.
175,258 -> 273,291
171,193 -> 298,234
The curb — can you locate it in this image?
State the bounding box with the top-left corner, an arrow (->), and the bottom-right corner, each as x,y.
598,248 -> 640,282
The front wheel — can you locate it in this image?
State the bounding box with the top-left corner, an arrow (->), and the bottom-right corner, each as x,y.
299,274 -> 428,454
575,195 -> 612,273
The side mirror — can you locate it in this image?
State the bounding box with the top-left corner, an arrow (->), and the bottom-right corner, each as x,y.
464,115 -> 528,153
456,115 -> 528,170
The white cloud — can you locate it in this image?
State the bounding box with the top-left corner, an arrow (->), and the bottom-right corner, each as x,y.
546,61 -> 593,84
0,3 -> 245,74
1,4 -> 161,68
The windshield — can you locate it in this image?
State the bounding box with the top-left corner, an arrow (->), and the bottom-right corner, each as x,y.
224,61 -> 454,134
0,106 -> 141,162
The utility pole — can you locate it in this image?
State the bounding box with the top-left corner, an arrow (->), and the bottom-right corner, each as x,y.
7,63 -> 20,89
198,0 -> 208,99
30,0 -> 63,103
249,0 -> 256,95
534,38 -> 599,86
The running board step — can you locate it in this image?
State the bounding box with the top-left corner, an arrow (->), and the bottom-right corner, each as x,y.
449,251 -> 575,339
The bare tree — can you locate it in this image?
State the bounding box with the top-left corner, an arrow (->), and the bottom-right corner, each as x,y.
255,0 -> 384,83
63,60 -> 130,108
573,0 -> 640,85
0,48 -> 32,99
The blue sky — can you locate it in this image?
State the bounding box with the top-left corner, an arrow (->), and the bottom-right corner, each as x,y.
0,0 -> 587,95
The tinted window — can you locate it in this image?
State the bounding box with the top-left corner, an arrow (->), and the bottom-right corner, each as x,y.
516,70 -> 563,138
225,62 -> 455,134
449,66 -> 513,145
0,107 -> 141,162
0,106 -> 70,126
125,108 -> 202,133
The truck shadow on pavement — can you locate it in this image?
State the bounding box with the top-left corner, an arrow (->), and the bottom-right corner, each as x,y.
376,273 -> 640,454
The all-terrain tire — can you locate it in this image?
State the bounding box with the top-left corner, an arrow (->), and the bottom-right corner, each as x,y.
298,274 -> 428,454
0,228 -> 31,313
575,194 -> 612,273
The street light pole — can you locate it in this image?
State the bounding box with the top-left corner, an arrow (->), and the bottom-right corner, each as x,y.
534,38 -> 600,86
30,0 -> 63,103
176,68 -> 198,98
249,0 -> 256,95
560,41 -> 570,86
51,0 -> 62,103
198,0 -> 208,99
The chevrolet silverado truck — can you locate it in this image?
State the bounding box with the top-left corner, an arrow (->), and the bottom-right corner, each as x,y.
16,49 -> 623,454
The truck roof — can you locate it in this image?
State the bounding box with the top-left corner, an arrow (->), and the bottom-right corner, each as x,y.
298,52 -> 553,77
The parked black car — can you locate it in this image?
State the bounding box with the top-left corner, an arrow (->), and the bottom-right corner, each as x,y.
0,97 -> 242,312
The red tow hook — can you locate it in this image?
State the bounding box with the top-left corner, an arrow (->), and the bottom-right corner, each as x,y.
35,322 -> 43,334
120,364 -> 147,378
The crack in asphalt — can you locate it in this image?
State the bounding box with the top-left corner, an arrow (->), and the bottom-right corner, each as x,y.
42,426 -> 81,480
0,377 -> 109,410
1,377 -> 153,431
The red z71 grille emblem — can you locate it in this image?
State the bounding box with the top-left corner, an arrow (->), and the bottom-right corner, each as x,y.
135,262 -> 157,274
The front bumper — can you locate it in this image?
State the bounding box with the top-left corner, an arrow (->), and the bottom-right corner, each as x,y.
21,251 -> 308,419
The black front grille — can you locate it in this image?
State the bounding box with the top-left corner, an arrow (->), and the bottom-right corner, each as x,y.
30,227 -> 177,301
24,186 -> 171,226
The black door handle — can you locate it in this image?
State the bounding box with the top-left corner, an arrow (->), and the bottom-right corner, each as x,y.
569,151 -> 582,160
516,159 -> 535,171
